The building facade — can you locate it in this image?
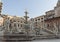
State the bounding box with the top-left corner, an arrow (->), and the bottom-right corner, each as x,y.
44,0 -> 60,35
0,0 -> 60,42
0,0 -> 60,36
10,16 -> 25,33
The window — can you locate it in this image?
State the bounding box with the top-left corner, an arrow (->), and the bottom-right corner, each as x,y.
18,24 -> 19,27
47,24 -> 49,27
21,25 -> 22,27
14,20 -> 16,22
35,19 -> 37,21
18,21 -> 19,22
21,21 -> 22,23
41,18 -> 43,19
24,22 -> 25,23
14,24 -> 16,27
41,21 -> 43,22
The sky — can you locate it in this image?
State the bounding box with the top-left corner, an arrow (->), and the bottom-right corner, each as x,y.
2,0 -> 58,18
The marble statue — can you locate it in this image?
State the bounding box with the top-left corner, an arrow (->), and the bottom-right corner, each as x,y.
4,17 -> 11,32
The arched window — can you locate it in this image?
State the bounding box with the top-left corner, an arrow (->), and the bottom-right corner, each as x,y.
47,24 -> 49,27
14,23 -> 16,27
21,25 -> 22,27
18,24 -> 19,27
